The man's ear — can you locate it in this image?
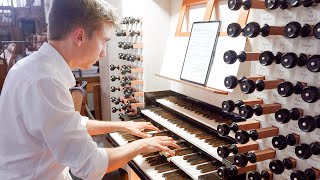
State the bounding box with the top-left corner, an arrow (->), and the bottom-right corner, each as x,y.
73,28 -> 86,47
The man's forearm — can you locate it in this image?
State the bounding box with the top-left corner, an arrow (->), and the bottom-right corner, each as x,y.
86,120 -> 125,136
105,140 -> 144,173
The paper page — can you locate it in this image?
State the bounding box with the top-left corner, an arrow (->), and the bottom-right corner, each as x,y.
180,21 -> 220,85
206,36 -> 246,92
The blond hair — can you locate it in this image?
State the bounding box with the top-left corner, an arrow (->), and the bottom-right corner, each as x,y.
48,0 -> 120,40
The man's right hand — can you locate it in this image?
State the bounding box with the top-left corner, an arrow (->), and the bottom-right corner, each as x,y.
135,136 -> 180,156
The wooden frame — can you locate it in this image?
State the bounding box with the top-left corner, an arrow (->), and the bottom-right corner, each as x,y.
175,0 -> 250,37
176,0 -> 215,36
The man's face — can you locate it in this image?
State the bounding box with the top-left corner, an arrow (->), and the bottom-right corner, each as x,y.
78,21 -> 112,70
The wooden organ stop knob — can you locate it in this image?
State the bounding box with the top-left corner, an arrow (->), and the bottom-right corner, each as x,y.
248,170 -> 273,180
272,133 -> 300,150
264,0 -> 289,10
306,55 -> 320,72
224,75 -> 265,89
255,79 -> 283,92
110,86 -> 121,92
238,103 -> 281,119
295,142 -> 320,159
228,0 -> 266,10
281,52 -> 309,68
275,108 -> 303,124
115,30 -> 126,36
217,141 -> 259,158
269,157 -> 297,174
283,22 -> 315,38
235,127 -> 279,144
218,163 -> 256,179
128,29 -> 141,36
222,99 -> 263,112
110,75 -> 120,82
243,22 -> 285,38
298,115 -> 320,132
234,149 -> 276,167
291,168 -> 320,180
314,22 -> 320,39
227,23 -> 242,37
277,81 -> 305,97
217,119 -> 260,137
259,51 -> 282,65
110,64 -> 120,71
301,86 -> 320,103
239,79 -> 283,94
223,50 -> 261,64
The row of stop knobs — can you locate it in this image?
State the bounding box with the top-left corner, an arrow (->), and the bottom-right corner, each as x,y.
224,75 -> 320,103
223,50 -> 320,72
221,98 -> 320,132
228,0 -> 320,11
116,29 -> 141,37
215,122 -> 320,179
227,21 -> 320,39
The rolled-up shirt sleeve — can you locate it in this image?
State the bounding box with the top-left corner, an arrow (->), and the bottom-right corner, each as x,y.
23,78 -> 108,180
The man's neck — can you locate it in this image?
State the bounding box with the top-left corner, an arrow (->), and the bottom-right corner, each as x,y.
48,40 -> 77,69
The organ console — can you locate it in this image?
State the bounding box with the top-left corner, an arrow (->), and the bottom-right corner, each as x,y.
277,81 -> 305,97
269,157 -> 297,174
238,103 -> 281,119
275,108 -> 303,124
295,142 -> 320,159
224,75 -> 265,89
235,127 -> 279,144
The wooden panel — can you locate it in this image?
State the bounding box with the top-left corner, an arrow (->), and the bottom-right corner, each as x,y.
156,74 -> 228,95
130,80 -> 143,85
133,43 -> 143,49
176,0 -> 215,36
93,84 -> 102,120
131,68 -> 144,73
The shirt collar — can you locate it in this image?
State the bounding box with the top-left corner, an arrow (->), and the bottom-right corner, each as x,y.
38,42 -> 76,88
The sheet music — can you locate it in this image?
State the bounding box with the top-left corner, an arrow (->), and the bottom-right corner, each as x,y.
206,36 -> 246,92
180,21 -> 220,85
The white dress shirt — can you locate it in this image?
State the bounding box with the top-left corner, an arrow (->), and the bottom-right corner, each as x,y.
0,43 -> 108,180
